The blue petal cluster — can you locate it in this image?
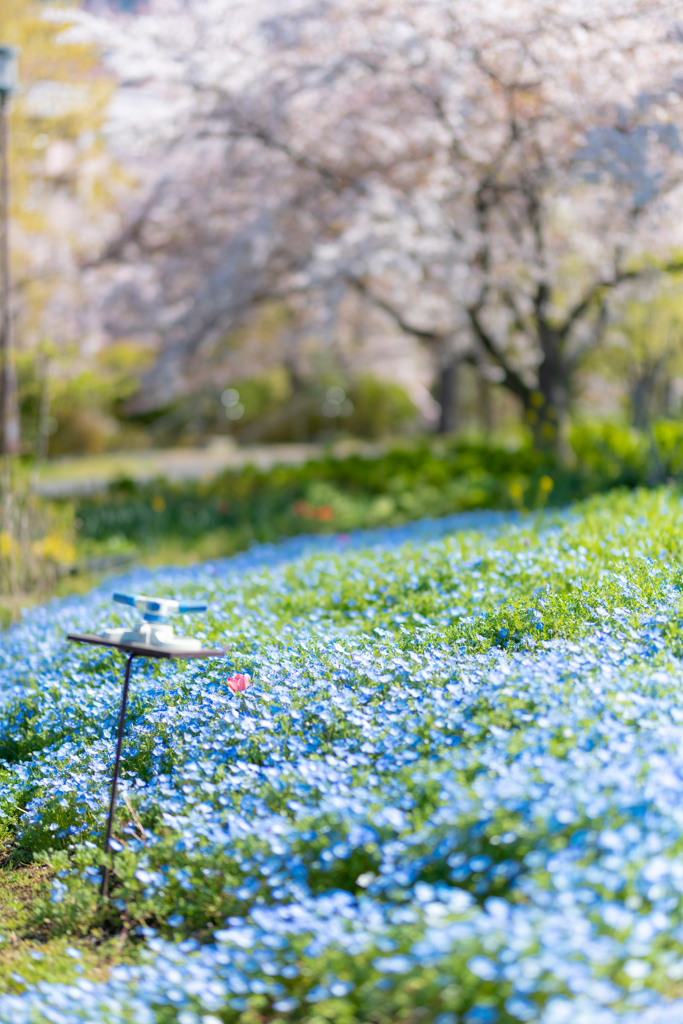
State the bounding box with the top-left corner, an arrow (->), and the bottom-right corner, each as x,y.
3,500 -> 683,1021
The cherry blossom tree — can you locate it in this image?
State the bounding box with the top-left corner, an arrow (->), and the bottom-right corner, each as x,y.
75,0 -> 683,446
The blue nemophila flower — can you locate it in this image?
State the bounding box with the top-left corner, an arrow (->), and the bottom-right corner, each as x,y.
6,496 -> 683,1020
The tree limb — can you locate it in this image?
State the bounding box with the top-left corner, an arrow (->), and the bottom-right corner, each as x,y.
559,258 -> 683,341
467,304 -> 531,405
347,276 -> 443,343
566,295 -> 609,372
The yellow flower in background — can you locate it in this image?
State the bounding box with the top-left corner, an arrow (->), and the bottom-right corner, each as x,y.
0,531 -> 17,558
509,481 -> 524,505
152,496 -> 166,513
539,476 -> 554,493
32,535 -> 76,566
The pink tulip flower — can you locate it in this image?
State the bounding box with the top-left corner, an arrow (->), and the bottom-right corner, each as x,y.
227,674 -> 251,693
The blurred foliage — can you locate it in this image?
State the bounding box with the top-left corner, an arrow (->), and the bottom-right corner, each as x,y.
69,419 -> 683,553
2,415 -> 683,616
0,466 -> 76,607
588,287 -> 683,428
15,359 -> 417,456
340,376 -> 417,440
132,372 -> 419,447
18,341 -> 153,456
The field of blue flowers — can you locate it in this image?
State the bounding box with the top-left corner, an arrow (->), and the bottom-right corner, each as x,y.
3,489 -> 683,1022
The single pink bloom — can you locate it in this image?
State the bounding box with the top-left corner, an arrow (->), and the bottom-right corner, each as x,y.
227,674 -> 251,693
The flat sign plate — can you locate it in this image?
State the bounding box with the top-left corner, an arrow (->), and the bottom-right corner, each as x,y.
67,633 -> 226,660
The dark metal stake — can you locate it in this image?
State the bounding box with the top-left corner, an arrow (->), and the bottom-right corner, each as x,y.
67,631 -> 226,899
101,653 -> 135,897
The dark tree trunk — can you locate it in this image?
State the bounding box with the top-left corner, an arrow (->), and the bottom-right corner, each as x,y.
477,367 -> 493,437
528,331 -> 570,452
527,393 -> 564,451
665,375 -> 676,418
437,357 -> 459,434
37,353 -> 51,461
630,367 -> 662,431
631,377 -> 650,430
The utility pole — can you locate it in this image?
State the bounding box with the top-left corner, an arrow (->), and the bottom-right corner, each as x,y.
0,46 -> 20,460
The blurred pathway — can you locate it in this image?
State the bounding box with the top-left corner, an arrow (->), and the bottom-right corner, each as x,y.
32,436 -> 387,497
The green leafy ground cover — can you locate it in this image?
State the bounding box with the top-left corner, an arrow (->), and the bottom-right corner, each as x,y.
3,418 -> 678,627
71,420 -> 683,560
2,489 -> 683,1021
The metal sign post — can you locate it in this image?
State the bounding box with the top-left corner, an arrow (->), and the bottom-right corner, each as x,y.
67,593 -> 227,896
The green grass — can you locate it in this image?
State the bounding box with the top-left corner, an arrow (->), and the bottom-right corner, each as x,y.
64,418 -> 683,581
4,420 -> 681,629
3,485 -> 683,1014
0,862 -> 140,994
260,486 -> 683,654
